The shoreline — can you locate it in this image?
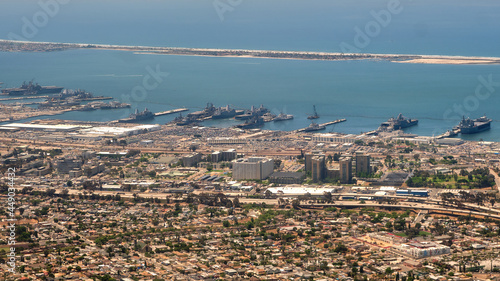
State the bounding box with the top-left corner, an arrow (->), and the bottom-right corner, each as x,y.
1,39 -> 500,65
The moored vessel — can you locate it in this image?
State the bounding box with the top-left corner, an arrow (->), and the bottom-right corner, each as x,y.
303,121 -> 326,132
118,108 -> 155,123
457,115 -> 491,134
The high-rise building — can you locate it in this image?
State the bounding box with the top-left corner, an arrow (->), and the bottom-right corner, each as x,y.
340,156 -> 352,184
182,153 -> 202,167
305,150 -> 324,173
232,157 -> 274,180
356,152 -> 371,176
211,151 -> 221,162
311,155 -> 325,182
221,149 -> 237,161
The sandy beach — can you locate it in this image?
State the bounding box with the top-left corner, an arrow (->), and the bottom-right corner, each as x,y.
1,39 -> 500,65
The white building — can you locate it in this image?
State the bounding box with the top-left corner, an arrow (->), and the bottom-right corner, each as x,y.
232,157 -> 274,180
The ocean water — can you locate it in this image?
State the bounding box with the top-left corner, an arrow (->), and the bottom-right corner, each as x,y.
0,0 -> 500,140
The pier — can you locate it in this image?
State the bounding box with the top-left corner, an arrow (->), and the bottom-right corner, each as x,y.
79,96 -> 113,101
154,108 -> 188,116
319,119 -> 346,127
0,95 -> 49,101
436,129 -> 460,139
297,119 -> 346,132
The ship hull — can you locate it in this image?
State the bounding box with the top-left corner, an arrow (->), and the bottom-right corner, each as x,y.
274,117 -> 293,122
2,86 -> 63,96
38,87 -> 64,94
304,126 -> 326,132
460,122 -> 491,134
235,113 -> 253,120
1,89 -> 28,96
393,120 -> 418,130
212,111 -> 238,119
118,116 -> 154,123
237,124 -> 263,129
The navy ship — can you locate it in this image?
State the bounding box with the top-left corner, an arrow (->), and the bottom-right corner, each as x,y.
99,101 -> 131,109
235,105 -> 270,120
235,116 -> 264,129
1,81 -> 64,96
118,108 -> 155,123
79,104 -> 96,111
379,113 -> 418,131
273,112 -> 294,122
307,105 -> 319,119
303,122 -> 326,132
457,115 -> 491,134
212,105 -> 238,119
172,113 -> 199,126
187,103 -> 216,119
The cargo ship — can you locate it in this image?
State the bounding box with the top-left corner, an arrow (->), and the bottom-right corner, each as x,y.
273,112 -> 294,122
118,108 -> 154,123
379,113 -> 418,131
457,115 -> 491,134
303,122 -> 326,132
235,116 -> 264,129
1,81 -> 64,96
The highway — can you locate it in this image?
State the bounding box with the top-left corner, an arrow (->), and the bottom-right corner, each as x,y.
24,187 -> 500,220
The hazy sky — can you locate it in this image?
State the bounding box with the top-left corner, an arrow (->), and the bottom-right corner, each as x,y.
1,0 -> 499,55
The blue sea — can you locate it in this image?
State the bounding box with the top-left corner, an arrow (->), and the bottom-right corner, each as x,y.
1,0 -> 500,140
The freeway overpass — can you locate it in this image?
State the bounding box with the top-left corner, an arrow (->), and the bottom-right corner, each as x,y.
300,201 -> 500,220
17,187 -> 500,220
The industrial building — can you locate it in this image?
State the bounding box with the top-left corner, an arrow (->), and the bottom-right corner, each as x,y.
232,157 -> 274,180
394,242 -> 450,258
55,157 -> 83,174
396,189 -> 429,197
207,137 -> 246,145
312,133 -> 366,144
0,123 -> 161,138
266,186 -> 336,196
435,138 -> 465,146
268,171 -> 305,184
0,123 -> 82,132
80,124 -> 160,137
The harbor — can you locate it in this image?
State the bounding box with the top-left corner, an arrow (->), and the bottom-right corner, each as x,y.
0,83 -> 495,139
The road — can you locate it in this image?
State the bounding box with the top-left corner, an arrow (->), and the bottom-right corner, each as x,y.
27,187 -> 500,221
489,168 -> 500,191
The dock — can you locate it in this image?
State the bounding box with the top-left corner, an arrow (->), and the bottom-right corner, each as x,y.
436,129 -> 460,139
154,108 -> 188,116
0,95 -> 49,101
79,96 -> 113,101
319,119 -> 346,127
297,118 -> 346,132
